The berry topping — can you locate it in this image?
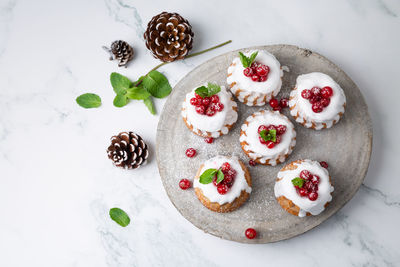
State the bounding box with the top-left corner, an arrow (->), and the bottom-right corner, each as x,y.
258,125 -> 268,133
312,102 -> 323,113
249,160 -> 257,166
195,93 -> 202,99
266,141 -> 275,149
190,97 -> 200,106
179,179 -> 191,190
320,161 -> 328,168
311,87 -> 321,96
185,148 -> 196,158
276,125 -> 287,135
301,89 -> 312,99
195,105 -> 205,114
204,137 -> 214,144
190,86 -> 224,116
243,67 -> 253,77
300,170 -> 311,180
214,102 -> 224,112
217,184 -> 228,195
321,86 -> 333,98
299,187 -> 308,197
320,97 -> 330,107
245,228 -> 257,239
251,75 -> 259,82
269,98 -> 279,108
308,192 -> 318,201
256,65 -> 268,76
292,169 -> 321,201
302,85 -> 334,113
275,135 -> 281,144
266,125 -> 277,131
311,175 -> 320,184
221,162 -> 231,172
258,124 -> 286,148
202,97 -> 211,106
280,98 -> 289,108
205,107 -> 216,117
242,59 -> 269,82
211,95 -> 219,103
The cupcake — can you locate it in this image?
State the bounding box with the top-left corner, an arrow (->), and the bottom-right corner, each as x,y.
289,72 -> 346,130
227,50 -> 283,106
239,110 -> 296,166
181,83 -> 238,138
193,155 -> 252,213
274,159 -> 334,217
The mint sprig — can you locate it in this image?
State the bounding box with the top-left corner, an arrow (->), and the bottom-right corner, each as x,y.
195,82 -> 221,98
199,168 -> 225,185
76,93 -> 102,108
109,207 -> 130,227
291,177 -> 306,188
239,51 -> 258,68
260,129 -> 277,142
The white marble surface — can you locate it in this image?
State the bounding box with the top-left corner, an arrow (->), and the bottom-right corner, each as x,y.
0,0 -> 399,266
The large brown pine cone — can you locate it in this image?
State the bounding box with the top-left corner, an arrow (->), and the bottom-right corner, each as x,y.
107,132 -> 149,169
143,12 -> 194,62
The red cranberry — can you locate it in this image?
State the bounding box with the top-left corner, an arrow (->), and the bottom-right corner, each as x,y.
195,105 -> 205,114
280,98 -> 289,108
259,136 -> 267,144
266,141 -> 275,149
320,161 -> 328,168
214,102 -> 224,112
204,137 -> 214,144
221,162 -> 231,172
206,107 -> 216,117
250,62 -> 258,68
245,228 -> 257,239
258,125 -> 268,133
217,184 -> 228,194
190,97 -> 199,106
202,97 -> 211,106
211,95 -> 220,103
273,106 -> 282,112
243,67 -> 253,77
195,93 -> 202,99
259,76 -> 267,82
301,89 -> 312,99
299,187 -> 308,197
266,125 -> 277,131
212,176 -> 219,186
275,135 -> 281,144
312,102 -> 323,113
311,175 -> 320,184
249,160 -> 256,166
308,192 -> 318,201
276,125 -> 287,135
269,98 -> 279,108
309,95 -> 320,104
321,86 -> 333,98
320,97 -> 330,107
256,66 -> 268,76
227,169 -> 237,178
304,180 -> 314,192
251,75 -> 260,82
223,175 -> 233,186
185,148 -> 196,158
179,179 -> 191,190
311,87 -> 321,96
300,170 -> 311,180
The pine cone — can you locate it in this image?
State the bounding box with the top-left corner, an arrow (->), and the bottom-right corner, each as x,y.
103,40 -> 134,67
144,12 -> 194,62
107,132 -> 149,169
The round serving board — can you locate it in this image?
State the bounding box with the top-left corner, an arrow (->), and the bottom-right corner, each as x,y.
156,45 -> 372,243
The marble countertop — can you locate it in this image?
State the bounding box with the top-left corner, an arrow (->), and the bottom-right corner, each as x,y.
0,0 -> 399,266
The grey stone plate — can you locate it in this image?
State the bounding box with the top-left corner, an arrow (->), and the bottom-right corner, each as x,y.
156,45 -> 372,243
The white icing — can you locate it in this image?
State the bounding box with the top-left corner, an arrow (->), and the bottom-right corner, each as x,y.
239,110 -> 296,166
227,50 -> 283,106
193,155 -> 252,205
181,85 -> 238,138
289,72 -> 346,130
274,159 -> 334,217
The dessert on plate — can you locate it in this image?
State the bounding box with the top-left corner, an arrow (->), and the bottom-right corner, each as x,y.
193,155 -> 252,213
181,82 -> 238,138
289,72 -> 346,130
274,159 -> 334,217
239,110 -> 296,166
227,50 -> 283,106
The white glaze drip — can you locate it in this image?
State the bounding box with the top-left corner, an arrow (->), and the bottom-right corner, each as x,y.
289,72 -> 346,130
193,156 -> 251,205
227,50 -> 283,106
239,110 -> 296,166
274,159 -> 334,217
181,85 -> 238,138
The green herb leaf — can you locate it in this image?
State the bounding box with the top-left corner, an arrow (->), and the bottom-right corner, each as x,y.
76,93 -> 102,108
109,207 -> 130,227
260,129 -> 277,142
110,72 -> 132,95
238,51 -> 258,68
143,97 -> 156,115
142,70 -> 172,98
291,177 -> 306,188
127,86 -> 151,100
199,168 -> 218,184
194,83 -> 221,98
216,169 -> 225,184
113,94 -> 128,107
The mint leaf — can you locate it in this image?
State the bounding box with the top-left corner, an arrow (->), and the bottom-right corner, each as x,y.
216,169 -> 224,184
238,51 -> 258,68
194,83 -> 221,98
143,97 -> 156,115
142,70 -> 172,98
76,93 -> 101,108
248,51 -> 258,66
194,86 -> 208,98
110,72 -> 132,95
113,94 -> 128,107
127,86 -> 151,100
260,129 -> 276,142
109,207 -> 130,227
292,177 -> 306,188
199,168 -> 218,184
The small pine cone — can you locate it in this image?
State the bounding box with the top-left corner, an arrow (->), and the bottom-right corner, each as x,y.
107,132 -> 149,169
103,40 -> 134,67
144,12 -> 194,62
